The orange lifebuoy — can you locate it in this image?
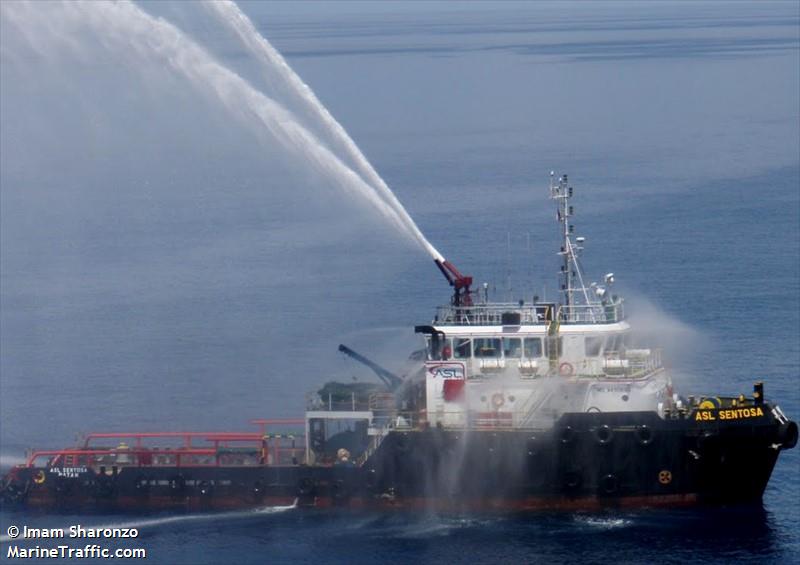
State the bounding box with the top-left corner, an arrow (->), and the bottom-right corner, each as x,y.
491,393 -> 505,409
559,362 -> 574,377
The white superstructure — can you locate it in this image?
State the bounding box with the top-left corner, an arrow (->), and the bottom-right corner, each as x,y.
417,174 -> 673,429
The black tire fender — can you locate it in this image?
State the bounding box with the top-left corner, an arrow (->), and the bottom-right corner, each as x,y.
560,425 -> 576,445
600,474 -> 619,495
1,481 -> 28,503
198,481 -> 213,496
563,469 -> 582,489
779,421 -> 798,450
395,433 -> 411,452
331,479 -> 348,500
297,477 -> 316,496
252,480 -> 265,499
594,425 -> 614,445
94,476 -> 115,499
635,425 -> 653,446
169,474 -> 186,492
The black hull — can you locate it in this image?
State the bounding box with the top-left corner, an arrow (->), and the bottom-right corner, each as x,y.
2,410 -> 795,513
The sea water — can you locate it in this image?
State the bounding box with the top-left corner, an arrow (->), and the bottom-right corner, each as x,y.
1,2 -> 798,563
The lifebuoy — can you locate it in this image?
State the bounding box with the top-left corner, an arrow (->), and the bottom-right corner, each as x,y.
491,393 -> 505,409
698,397 -> 721,410
32,470 -> 46,485
559,362 -> 574,377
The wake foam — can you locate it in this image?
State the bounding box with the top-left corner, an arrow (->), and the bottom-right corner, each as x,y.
0,499 -> 297,543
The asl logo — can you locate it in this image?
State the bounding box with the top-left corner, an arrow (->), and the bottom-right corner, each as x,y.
426,362 -> 465,380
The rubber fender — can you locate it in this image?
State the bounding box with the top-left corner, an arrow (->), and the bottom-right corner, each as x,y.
697,430 -> 718,451
297,477 -> 316,496
395,433 -> 411,452
94,476 -> 115,499
563,469 -> 582,489
594,424 -> 614,445
1,481 -> 28,503
779,421 -> 798,450
560,425 -> 576,445
635,425 -> 654,446
54,477 -> 74,495
134,475 -> 150,495
331,479 -> 348,500
169,475 -> 186,492
600,474 -> 619,495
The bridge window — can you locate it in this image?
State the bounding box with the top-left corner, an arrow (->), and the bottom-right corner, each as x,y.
427,337 -> 454,360
524,337 -> 543,358
585,336 -> 603,357
503,338 -> 522,358
473,338 -> 501,358
453,338 -> 472,359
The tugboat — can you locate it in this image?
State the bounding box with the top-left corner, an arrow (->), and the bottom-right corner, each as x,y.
1,174 -> 796,512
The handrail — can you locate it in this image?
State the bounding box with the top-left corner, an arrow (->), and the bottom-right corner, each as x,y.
25,443 -> 307,469
27,447 -> 217,468
82,426 -> 305,447
435,300 -> 624,326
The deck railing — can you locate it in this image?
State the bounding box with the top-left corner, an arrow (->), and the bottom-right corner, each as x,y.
435,300 -> 624,326
25,427 -> 306,469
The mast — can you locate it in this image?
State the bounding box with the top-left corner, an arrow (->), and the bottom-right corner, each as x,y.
551,173 -> 572,308
550,173 -> 594,317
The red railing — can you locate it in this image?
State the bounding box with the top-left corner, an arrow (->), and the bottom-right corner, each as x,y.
25,423 -> 306,469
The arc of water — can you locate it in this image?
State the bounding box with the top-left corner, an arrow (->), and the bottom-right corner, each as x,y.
3,0 -> 426,247
203,0 -> 444,263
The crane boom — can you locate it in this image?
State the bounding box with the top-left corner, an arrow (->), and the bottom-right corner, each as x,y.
337,344 -> 404,391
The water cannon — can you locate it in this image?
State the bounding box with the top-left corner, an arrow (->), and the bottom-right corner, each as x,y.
434,258 -> 474,307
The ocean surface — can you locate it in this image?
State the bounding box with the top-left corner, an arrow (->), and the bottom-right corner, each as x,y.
1,2 -> 798,563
